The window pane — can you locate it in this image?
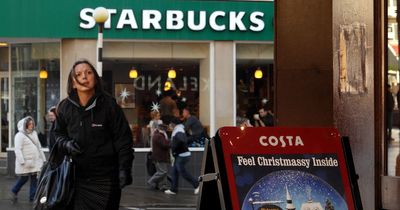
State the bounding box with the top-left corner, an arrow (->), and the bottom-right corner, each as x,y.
236,43 -> 274,128
103,42 -> 208,148
387,0 -> 399,176
10,43 -> 60,148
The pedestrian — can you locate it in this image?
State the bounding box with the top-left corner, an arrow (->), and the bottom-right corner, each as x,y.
46,106 -> 57,150
147,110 -> 163,147
10,116 -> 46,203
253,106 -> 274,127
387,84 -> 394,141
147,122 -> 170,191
54,59 -> 134,209
182,107 -> 208,147
164,117 -> 199,195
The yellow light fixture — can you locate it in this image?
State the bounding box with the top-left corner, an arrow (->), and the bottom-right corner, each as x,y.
254,67 -> 263,79
39,67 -> 48,79
129,67 -> 138,79
168,68 -> 176,79
164,80 -> 172,91
0,42 -> 8,47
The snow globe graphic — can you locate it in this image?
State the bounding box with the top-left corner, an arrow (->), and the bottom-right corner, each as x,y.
241,170 -> 348,210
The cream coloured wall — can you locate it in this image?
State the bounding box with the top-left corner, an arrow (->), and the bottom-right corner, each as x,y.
213,41 -> 235,129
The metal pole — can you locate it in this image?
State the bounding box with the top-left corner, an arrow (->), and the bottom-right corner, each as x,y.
97,23 -> 104,77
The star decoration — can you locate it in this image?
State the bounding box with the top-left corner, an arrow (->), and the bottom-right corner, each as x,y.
156,89 -> 162,97
119,88 -> 131,100
151,102 -> 160,112
261,98 -> 268,104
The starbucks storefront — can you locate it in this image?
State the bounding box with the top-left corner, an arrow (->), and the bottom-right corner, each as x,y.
2,0 -> 274,188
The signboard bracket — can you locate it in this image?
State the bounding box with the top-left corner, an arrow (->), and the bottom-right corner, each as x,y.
199,173 -> 219,182
197,137 -> 227,210
341,136 -> 364,210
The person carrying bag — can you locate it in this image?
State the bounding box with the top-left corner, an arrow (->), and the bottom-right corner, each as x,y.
10,116 -> 46,204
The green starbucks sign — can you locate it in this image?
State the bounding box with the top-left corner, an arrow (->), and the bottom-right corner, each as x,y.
1,0 -> 274,41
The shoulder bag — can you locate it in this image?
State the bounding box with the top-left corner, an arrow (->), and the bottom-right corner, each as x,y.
33,141 -> 75,210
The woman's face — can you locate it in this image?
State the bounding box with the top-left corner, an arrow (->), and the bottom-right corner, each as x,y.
155,112 -> 161,120
26,120 -> 34,132
72,63 -> 96,94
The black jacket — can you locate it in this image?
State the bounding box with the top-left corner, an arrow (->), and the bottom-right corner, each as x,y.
54,90 -> 134,179
171,132 -> 189,157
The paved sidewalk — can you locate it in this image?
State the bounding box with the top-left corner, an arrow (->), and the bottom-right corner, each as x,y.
0,174 -> 198,210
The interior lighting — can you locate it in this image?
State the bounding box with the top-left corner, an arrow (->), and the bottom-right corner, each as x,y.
129,67 -> 138,79
164,80 -> 172,91
39,67 -> 48,79
168,68 -> 176,79
254,67 -> 263,79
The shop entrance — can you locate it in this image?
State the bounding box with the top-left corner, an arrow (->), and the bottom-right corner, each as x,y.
0,73 -> 8,156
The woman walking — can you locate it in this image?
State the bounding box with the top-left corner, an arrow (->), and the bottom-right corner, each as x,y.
54,59 -> 134,209
11,116 -> 46,203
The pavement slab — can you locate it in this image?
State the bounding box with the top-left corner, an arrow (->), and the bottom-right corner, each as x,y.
0,174 -> 198,210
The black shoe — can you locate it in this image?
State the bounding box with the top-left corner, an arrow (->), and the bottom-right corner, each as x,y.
147,181 -> 158,190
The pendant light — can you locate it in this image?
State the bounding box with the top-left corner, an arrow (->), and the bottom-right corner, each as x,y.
254,67 -> 263,79
168,67 -> 176,79
129,66 -> 138,79
39,66 -> 48,79
164,80 -> 172,91
168,43 -> 177,79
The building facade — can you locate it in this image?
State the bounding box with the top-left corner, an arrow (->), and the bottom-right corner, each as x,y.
0,0 -> 397,209
1,0 -> 276,197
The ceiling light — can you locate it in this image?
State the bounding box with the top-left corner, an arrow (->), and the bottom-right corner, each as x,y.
129,67 -> 138,79
39,67 -> 48,79
168,68 -> 176,79
254,67 -> 263,79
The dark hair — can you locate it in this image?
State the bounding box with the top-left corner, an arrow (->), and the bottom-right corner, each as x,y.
157,123 -> 169,131
48,106 -> 56,114
67,59 -> 103,96
170,117 -> 182,125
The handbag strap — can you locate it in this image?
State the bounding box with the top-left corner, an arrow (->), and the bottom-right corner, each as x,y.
22,132 -> 42,155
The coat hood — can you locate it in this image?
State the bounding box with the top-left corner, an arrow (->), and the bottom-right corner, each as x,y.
17,116 -> 35,133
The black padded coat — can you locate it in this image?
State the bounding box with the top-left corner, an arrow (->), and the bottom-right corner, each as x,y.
54,90 -> 134,179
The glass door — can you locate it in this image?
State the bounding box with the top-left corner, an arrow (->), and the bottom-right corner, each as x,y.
0,75 -> 8,156
386,0 -> 399,177
0,45 -> 9,157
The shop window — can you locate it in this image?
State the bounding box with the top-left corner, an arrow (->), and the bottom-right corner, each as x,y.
10,43 -> 60,148
236,43 -> 274,128
104,60 -> 202,148
386,0 -> 399,177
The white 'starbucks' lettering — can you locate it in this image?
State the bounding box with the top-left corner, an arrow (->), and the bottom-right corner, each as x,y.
79,8 -> 265,32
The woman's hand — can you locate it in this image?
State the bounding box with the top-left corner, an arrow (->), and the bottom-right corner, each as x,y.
63,141 -> 82,156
